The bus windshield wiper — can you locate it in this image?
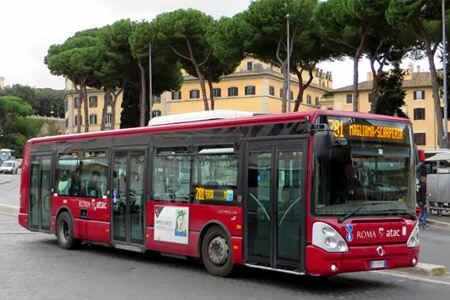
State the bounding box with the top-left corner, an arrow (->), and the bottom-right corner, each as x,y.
380,209 -> 416,220
338,202 -> 388,223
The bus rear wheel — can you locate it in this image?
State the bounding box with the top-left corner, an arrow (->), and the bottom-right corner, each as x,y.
201,226 -> 234,277
56,212 -> 80,249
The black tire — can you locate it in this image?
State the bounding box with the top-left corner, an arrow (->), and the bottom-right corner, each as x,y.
56,212 -> 80,249
201,226 -> 234,277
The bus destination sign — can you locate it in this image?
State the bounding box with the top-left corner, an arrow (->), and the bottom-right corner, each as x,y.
327,117 -> 406,141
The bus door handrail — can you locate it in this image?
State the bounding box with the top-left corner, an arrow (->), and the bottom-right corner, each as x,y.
249,193 -> 270,221
279,196 -> 301,226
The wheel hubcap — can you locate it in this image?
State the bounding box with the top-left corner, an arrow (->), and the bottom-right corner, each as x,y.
208,236 -> 228,265
63,222 -> 69,241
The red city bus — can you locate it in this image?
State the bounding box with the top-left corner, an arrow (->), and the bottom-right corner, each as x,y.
18,110 -> 419,276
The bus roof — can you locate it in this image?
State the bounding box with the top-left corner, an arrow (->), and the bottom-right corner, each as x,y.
148,110 -> 263,126
27,110 -> 411,145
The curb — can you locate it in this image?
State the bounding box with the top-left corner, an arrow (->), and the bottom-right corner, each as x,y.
0,204 -> 19,215
427,218 -> 450,228
414,263 -> 448,276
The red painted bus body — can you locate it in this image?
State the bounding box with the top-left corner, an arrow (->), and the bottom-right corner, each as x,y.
18,110 -> 419,276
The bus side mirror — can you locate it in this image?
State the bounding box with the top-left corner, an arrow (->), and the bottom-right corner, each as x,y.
315,131 -> 331,162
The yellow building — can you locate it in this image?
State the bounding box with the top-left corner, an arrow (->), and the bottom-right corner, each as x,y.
64,79 -> 123,134
0,76 -> 4,90
332,68 -> 449,151
64,57 -> 333,134
153,58 -> 333,115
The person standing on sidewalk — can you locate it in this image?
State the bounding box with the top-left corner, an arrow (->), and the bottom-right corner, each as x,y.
417,176 -> 430,228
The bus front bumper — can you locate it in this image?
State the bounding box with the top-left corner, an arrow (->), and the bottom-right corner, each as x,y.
306,244 -> 420,276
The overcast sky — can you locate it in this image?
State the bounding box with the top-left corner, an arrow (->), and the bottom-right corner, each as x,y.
0,0 -> 430,91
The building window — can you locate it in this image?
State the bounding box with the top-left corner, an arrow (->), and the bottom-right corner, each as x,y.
228,87 -> 238,97
89,96 -> 98,108
289,91 -> 293,101
247,61 -> 253,71
245,86 -> 255,95
280,88 -> 283,98
307,95 -> 312,104
414,90 -> 425,100
189,89 -> 200,99
346,94 -> 352,104
414,133 -> 426,145
172,91 -> 182,100
74,97 -> 81,108
152,110 -> 162,118
106,113 -> 112,124
89,114 -> 97,125
153,95 -> 161,103
64,99 -> 68,112
213,88 -> 221,98
65,118 -> 68,128
315,96 -> 319,106
269,86 -> 274,96
414,108 -> 425,120
75,115 -> 82,125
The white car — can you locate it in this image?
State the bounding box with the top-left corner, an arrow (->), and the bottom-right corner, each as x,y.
0,160 -> 19,174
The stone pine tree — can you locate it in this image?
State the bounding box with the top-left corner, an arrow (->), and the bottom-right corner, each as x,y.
154,9 -> 214,111
387,0 -> 450,147
315,0 -> 390,112
375,62 -> 407,118
45,29 -> 103,133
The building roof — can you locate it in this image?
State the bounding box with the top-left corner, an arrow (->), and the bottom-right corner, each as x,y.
332,72 -> 434,93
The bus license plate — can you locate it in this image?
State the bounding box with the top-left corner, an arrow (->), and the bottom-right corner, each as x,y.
370,260 -> 386,268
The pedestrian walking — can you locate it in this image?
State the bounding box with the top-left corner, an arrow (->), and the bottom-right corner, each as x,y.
417,176 -> 430,228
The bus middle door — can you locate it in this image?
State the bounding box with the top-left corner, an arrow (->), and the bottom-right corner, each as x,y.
244,140 -> 307,272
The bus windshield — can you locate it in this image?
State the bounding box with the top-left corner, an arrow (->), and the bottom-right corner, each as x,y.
314,116 -> 415,218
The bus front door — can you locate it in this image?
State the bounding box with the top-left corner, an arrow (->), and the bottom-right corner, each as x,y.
111,149 -> 147,248
244,141 -> 307,272
29,154 -> 53,232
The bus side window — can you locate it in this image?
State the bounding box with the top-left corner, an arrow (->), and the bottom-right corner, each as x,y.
153,152 -> 191,203
193,153 -> 238,204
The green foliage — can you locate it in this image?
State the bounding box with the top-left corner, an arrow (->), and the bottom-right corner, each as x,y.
375,63 -> 407,118
0,85 -> 64,117
0,96 -> 37,157
120,83 -> 141,128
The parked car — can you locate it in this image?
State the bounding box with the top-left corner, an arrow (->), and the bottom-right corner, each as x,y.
0,160 -> 19,174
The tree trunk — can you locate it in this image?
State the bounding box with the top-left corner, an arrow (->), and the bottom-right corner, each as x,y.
369,57 -> 378,114
352,26 -> 369,112
293,69 -> 313,112
110,89 -> 122,130
82,85 -> 89,133
425,42 -> 445,147
74,85 -> 82,133
138,59 -> 146,127
207,78 -> 215,111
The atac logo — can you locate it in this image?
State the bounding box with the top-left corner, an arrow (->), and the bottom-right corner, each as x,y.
379,228 -> 384,238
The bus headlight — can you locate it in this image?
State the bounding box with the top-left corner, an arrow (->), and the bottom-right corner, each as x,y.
407,222 -> 420,248
312,222 -> 349,253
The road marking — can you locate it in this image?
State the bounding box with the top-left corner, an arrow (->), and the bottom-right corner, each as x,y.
374,270 -> 450,286
0,231 -> 40,234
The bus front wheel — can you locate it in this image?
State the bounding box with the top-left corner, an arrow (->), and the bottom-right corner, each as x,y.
56,212 -> 80,249
201,226 -> 234,277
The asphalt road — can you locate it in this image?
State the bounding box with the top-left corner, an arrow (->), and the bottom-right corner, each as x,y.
2,171 -> 450,299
